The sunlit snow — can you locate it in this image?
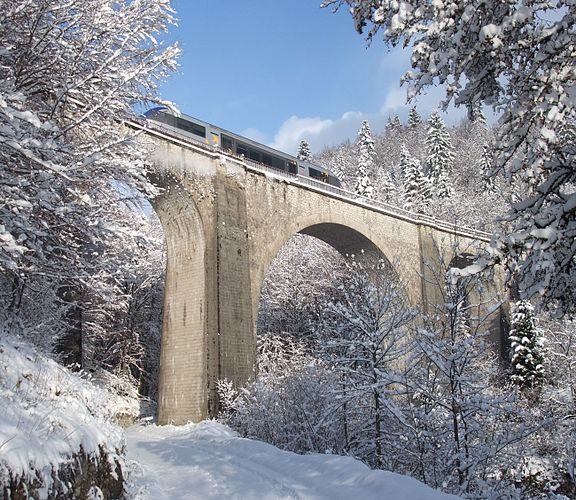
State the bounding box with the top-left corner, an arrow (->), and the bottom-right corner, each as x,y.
125,421 -> 460,500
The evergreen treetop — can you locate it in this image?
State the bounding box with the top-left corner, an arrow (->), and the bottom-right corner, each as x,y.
425,111 -> 455,181
297,140 -> 312,161
407,107 -> 422,129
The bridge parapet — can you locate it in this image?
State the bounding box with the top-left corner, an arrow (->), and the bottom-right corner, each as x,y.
132,119 -> 492,242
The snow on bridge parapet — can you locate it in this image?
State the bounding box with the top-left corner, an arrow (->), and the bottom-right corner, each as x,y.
130,118 -> 492,244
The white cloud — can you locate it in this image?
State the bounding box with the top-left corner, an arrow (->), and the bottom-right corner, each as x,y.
269,111 -> 380,155
241,127 -> 268,144
380,87 -> 407,114
269,115 -> 336,155
267,84 -> 480,156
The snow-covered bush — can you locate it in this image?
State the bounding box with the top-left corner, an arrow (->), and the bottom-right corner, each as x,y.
218,334 -> 346,455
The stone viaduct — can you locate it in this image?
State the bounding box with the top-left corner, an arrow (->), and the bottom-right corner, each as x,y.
136,122 -> 505,425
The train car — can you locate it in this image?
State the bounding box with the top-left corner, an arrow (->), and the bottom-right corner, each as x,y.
144,108 -> 341,187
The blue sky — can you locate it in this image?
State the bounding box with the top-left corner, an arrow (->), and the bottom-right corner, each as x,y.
160,1 -> 464,155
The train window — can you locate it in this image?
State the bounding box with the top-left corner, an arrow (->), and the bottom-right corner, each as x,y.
249,149 -> 261,162
262,154 -> 284,170
237,144 -> 248,157
309,167 -> 322,178
150,112 -> 175,127
272,156 -> 286,170
222,135 -> 233,151
176,117 -> 206,138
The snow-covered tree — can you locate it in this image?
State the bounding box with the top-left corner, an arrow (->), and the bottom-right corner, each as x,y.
401,146 -> 430,211
378,173 -> 395,203
478,143 -> 497,193
509,300 -> 545,389
425,111 -> 454,197
400,243 -> 535,497
0,0 -> 178,362
320,261 -> 415,468
407,107 -> 422,129
386,115 -> 402,132
329,154 -> 346,184
297,139 -> 312,161
321,0 -> 576,314
354,120 -> 376,198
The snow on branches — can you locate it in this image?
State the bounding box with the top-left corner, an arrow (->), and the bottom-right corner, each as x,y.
322,0 -> 576,314
1,0 -> 178,277
0,0 -> 178,368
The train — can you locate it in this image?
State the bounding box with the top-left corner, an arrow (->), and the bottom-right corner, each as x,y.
144,107 -> 342,187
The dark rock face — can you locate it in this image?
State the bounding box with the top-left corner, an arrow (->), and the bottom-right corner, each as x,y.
2,445 -> 124,500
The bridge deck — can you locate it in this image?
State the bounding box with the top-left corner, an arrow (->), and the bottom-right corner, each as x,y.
130,119 -> 492,243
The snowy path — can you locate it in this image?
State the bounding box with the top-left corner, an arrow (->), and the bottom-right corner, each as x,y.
125,421 -> 459,500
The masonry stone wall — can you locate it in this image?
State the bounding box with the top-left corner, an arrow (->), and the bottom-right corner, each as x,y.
143,132 -> 504,425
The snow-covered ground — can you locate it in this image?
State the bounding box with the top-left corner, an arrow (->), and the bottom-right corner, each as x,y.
0,330 -> 458,499
125,421 -> 460,500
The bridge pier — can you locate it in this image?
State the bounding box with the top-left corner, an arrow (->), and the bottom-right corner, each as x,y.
153,152 -> 256,425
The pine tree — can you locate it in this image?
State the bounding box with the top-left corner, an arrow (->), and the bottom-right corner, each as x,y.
468,102 -> 487,128
385,115 -> 402,132
379,173 -> 395,203
330,154 -> 346,183
297,139 -> 312,161
509,300 -> 545,389
479,143 -> 496,193
436,171 -> 454,198
355,166 -> 375,199
425,111 -> 455,198
401,146 -> 430,211
355,120 -> 376,199
407,107 -> 422,129
397,144 -> 412,177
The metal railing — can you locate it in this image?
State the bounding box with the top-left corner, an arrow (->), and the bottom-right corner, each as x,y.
133,119 -> 493,242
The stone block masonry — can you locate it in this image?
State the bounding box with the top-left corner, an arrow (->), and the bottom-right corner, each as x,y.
141,130 -> 505,425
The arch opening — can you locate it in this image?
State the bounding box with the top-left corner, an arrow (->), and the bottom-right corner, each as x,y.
256,223 -> 404,344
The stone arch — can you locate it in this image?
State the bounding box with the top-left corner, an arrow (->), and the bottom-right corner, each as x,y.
251,221 -> 399,323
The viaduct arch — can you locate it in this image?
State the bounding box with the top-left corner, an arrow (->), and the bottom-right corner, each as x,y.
139,124 -> 504,425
